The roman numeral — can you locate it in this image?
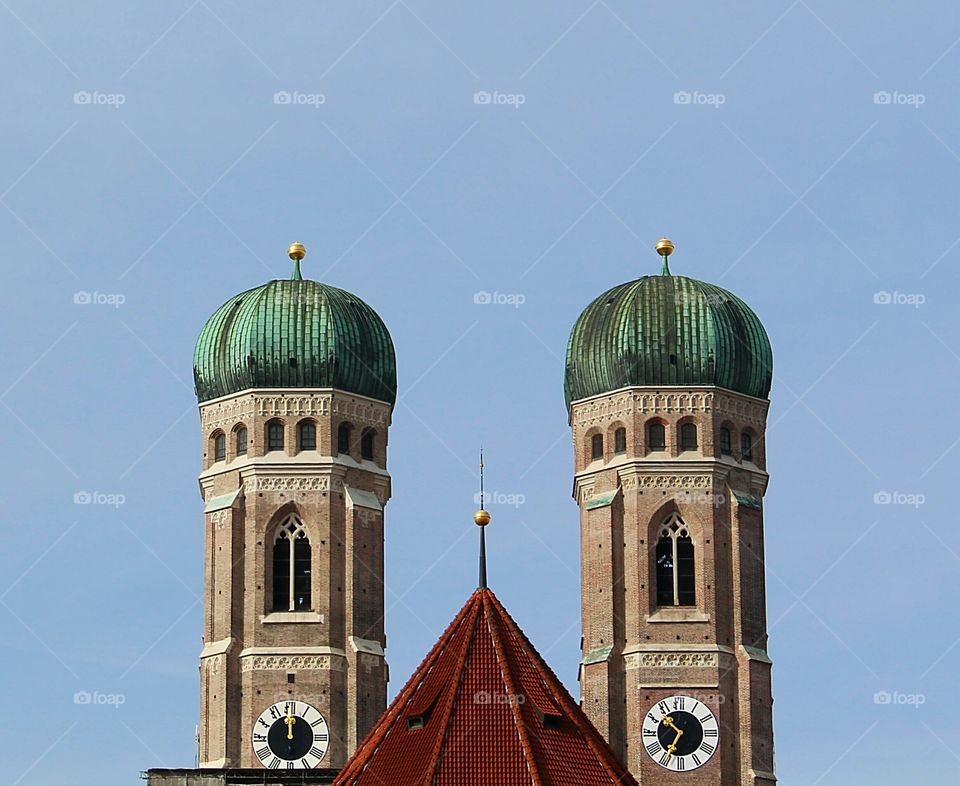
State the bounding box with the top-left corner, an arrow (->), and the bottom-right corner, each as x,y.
301,758 -> 312,769
310,718 -> 325,728
698,714 -> 712,723
700,742 -> 716,756
647,713 -> 658,724
690,701 -> 700,713
310,746 -> 325,758
269,706 -> 281,720
258,718 -> 270,729
253,733 -> 267,742
313,733 -> 329,742
287,761 -> 294,769
646,742 -> 661,756
659,751 -> 673,766
269,758 -> 281,769
658,701 -> 670,715
643,728 -> 657,737
256,747 -> 271,761
673,697 -> 685,711
676,757 -> 685,771
704,728 -> 718,737
692,753 -> 702,767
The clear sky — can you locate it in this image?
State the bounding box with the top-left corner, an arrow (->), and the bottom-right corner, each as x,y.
0,2 -> 957,784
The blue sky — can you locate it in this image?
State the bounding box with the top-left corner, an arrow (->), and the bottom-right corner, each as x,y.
0,2 -> 958,783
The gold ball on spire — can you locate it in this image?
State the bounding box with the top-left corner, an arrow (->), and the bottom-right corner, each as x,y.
288,242 -> 306,261
656,237 -> 675,257
474,509 -> 491,527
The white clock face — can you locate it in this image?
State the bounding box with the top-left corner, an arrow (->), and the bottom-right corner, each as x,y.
642,694 -> 719,772
252,700 -> 329,769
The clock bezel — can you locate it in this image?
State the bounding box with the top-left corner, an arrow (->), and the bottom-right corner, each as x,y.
641,694 -> 720,772
251,699 -> 330,770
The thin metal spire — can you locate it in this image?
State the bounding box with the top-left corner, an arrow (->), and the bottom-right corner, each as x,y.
475,448 -> 490,589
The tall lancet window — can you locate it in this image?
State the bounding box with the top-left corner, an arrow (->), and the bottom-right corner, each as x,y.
655,514 -> 696,607
272,515 -> 312,612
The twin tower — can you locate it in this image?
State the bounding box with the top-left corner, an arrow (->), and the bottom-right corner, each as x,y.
190,241 -> 777,784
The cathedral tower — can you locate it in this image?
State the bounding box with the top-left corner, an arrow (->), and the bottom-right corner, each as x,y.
192,244 -> 396,771
564,239 -> 776,785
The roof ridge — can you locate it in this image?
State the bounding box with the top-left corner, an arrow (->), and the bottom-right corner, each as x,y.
333,592 -> 481,785
483,591 -> 544,786
420,596 -> 483,786
485,592 -> 638,785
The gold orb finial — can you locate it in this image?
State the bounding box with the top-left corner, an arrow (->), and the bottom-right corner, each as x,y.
656,237 -> 674,257
288,242 -> 306,261
474,509 -> 491,527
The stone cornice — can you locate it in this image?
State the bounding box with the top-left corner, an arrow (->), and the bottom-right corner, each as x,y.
572,461 -> 769,503
199,388 -> 393,432
569,386 -> 768,429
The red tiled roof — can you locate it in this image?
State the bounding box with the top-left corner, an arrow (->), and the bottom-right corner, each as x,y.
333,589 -> 638,786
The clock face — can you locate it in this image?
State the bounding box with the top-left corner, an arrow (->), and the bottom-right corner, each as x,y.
642,695 -> 719,772
252,700 -> 329,769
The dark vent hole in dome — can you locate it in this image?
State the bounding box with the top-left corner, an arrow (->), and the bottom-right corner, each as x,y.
289,358 -> 298,368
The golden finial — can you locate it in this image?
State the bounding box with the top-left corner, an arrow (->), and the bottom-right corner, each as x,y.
476,448 -> 489,589
288,242 -> 306,261
655,237 -> 674,257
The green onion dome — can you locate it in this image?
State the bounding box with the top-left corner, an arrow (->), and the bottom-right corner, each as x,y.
565,249 -> 772,407
194,252 -> 397,404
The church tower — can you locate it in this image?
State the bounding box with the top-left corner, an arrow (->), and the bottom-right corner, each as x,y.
191,244 -> 396,771
564,239 -> 776,785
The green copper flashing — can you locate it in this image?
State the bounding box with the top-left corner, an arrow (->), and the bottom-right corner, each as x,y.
291,259 -> 303,281
194,277 -> 397,405
660,256 -> 671,276
564,272 -> 772,407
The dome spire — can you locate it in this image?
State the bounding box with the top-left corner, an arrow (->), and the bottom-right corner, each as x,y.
288,241 -> 306,280
474,448 -> 491,590
656,236 -> 674,276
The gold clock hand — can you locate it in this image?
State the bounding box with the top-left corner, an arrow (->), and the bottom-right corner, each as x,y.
285,706 -> 297,740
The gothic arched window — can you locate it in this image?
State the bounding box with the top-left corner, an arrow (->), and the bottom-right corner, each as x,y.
741,431 -> 754,461
298,421 -> 317,452
361,429 -> 375,461
267,420 -> 285,452
680,422 -> 698,451
213,432 -> 226,462
719,426 -> 732,456
236,426 -> 248,456
591,433 -> 604,460
648,422 -> 666,451
337,423 -> 352,456
656,514 -> 696,607
614,427 -> 627,454
272,515 -> 312,612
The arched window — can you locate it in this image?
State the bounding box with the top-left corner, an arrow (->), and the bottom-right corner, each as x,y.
272,515 -> 311,612
656,514 -> 695,607
614,427 -> 627,454
719,427 -> 732,456
267,420 -> 285,452
361,429 -> 375,461
591,433 -> 604,460
213,432 -> 226,462
648,422 -> 666,451
741,432 -> 754,461
236,426 -> 248,456
680,422 -> 698,451
337,423 -> 352,456
298,421 -> 317,452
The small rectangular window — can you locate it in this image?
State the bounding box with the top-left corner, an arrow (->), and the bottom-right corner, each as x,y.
591,434 -> 604,460
741,433 -> 753,461
655,539 -> 675,606
214,434 -> 226,462
719,428 -> 732,456
614,428 -> 626,454
648,423 -> 666,451
236,428 -> 248,456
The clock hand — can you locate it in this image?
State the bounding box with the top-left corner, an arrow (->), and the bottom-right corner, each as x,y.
285,706 -> 297,740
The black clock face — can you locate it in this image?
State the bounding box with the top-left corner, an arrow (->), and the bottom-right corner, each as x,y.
642,695 -> 719,772
252,701 -> 329,769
